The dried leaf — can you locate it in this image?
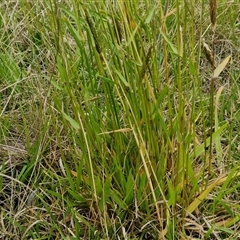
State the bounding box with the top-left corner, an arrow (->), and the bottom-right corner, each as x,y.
213,55 -> 231,78
202,40 -> 216,68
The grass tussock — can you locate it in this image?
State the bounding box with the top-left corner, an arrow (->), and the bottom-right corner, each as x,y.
0,0 -> 240,239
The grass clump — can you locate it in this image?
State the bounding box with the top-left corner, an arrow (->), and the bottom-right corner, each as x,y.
0,0 -> 240,239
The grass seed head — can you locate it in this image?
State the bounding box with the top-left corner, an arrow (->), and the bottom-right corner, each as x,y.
210,0 -> 217,31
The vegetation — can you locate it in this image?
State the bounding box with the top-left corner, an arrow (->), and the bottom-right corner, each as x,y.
0,0 -> 240,239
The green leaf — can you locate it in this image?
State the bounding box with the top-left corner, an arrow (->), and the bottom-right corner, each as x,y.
189,60 -> 197,75
124,172 -> 134,205
103,176 -> 112,199
166,179 -> 176,206
100,176 -> 112,212
98,75 -> 115,84
46,190 -> 63,199
95,176 -> 102,196
160,30 -> 179,56
190,123 -> 228,160
68,189 -> 86,202
62,112 -> 80,130
110,189 -> 127,210
214,165 -> 239,209
65,21 -> 82,49
51,80 -> 62,90
145,7 -> 156,24
115,69 -> 129,87
57,57 -> 67,81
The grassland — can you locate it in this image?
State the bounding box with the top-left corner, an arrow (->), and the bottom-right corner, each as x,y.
0,0 -> 240,239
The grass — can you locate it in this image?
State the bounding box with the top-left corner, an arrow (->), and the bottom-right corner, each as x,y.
0,0 -> 240,239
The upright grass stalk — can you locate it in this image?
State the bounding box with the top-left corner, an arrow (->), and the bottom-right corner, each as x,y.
209,0 -> 217,176
175,0 -> 184,190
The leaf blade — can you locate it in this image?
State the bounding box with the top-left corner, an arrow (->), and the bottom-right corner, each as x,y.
214,55 -> 231,78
